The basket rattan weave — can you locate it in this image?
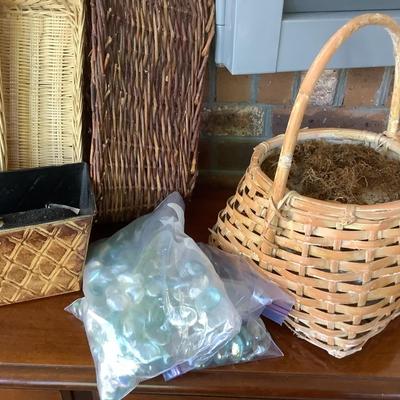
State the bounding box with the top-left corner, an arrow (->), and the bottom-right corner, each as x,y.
210,14 -> 400,358
0,0 -> 84,169
90,0 -> 215,222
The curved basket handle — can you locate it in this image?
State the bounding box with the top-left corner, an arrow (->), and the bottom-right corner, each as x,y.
271,13 -> 400,206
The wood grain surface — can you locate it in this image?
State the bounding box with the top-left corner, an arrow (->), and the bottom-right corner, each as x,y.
0,187 -> 400,399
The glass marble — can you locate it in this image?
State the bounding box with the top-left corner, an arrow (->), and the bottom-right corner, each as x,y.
145,324 -> 172,346
84,268 -> 111,298
105,287 -> 131,312
212,348 -> 230,365
116,272 -> 140,286
228,335 -> 244,362
247,318 -> 267,341
168,306 -> 197,328
146,302 -> 166,330
171,284 -> 187,301
125,286 -> 145,304
85,258 -> 102,273
180,260 -> 207,278
120,273 -> 145,304
188,287 -> 202,299
195,287 -> 222,311
108,263 -> 130,276
188,275 -> 209,291
146,275 -> 165,297
122,313 -> 146,338
239,327 -> 254,349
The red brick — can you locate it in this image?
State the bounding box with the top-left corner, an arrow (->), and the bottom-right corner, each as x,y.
344,68 -> 384,107
216,67 -> 251,102
257,72 -> 294,104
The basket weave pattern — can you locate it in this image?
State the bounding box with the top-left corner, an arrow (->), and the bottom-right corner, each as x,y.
0,0 -> 84,169
0,218 -> 91,306
210,14 -> 400,358
90,0 -> 215,222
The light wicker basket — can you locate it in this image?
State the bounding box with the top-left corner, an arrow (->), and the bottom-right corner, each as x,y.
90,0 -> 215,222
0,0 -> 84,170
210,14 -> 400,358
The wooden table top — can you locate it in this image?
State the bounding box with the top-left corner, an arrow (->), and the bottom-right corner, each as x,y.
1,187 -> 400,399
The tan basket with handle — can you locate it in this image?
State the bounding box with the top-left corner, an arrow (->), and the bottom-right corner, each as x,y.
210,13 -> 400,358
0,0 -> 84,169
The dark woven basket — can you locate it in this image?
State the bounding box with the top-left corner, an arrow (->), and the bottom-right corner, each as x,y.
90,0 -> 215,222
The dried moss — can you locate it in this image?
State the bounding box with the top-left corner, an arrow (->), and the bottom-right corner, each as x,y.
261,140 -> 400,204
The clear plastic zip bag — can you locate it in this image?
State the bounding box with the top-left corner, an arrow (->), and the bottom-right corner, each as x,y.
198,244 -> 294,324
66,193 -> 241,400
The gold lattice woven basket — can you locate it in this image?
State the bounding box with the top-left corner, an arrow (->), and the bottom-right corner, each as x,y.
90,0 -> 215,222
211,14 -> 400,358
0,0 -> 84,169
0,163 -> 95,306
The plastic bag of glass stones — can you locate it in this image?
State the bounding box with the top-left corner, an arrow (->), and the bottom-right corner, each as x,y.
66,192 -> 241,400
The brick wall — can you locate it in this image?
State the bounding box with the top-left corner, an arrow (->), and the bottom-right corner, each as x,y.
199,62 -> 394,186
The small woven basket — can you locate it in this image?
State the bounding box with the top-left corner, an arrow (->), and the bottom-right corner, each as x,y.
0,0 -> 84,169
211,14 -> 400,358
90,0 -> 215,222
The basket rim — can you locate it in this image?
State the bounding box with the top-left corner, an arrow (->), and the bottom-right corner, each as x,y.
0,214 -> 94,235
251,127 -> 400,212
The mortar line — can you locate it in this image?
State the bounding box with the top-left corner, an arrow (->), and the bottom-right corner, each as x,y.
374,67 -> 393,107
251,74 -> 260,104
291,71 -> 302,103
333,69 -> 347,107
207,56 -> 217,104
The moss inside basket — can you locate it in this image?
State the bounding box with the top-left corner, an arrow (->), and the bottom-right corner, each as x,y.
261,140 -> 400,205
